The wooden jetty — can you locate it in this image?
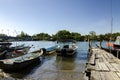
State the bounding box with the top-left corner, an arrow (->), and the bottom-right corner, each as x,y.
84,47 -> 120,80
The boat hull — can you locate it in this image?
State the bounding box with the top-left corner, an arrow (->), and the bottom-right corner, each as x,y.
0,49 -> 43,71
0,57 -> 40,71
56,48 -> 77,56
42,45 -> 58,55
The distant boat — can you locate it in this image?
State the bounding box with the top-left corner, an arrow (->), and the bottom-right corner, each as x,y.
0,49 -> 43,71
106,36 -> 120,49
112,36 -> 120,49
56,42 -> 78,56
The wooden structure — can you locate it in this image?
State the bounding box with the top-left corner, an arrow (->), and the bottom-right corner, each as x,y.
84,48 -> 120,80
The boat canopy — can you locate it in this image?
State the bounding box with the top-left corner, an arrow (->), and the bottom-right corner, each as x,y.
114,36 -> 120,45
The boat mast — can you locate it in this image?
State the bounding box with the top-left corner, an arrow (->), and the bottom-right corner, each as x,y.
110,0 -> 113,40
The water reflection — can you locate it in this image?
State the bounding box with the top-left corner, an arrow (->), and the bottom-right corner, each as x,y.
55,56 -> 76,70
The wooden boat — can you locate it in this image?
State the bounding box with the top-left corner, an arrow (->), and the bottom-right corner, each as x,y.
56,43 -> 78,56
0,49 -> 43,71
42,45 -> 58,55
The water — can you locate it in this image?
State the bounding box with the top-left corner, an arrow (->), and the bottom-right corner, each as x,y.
5,41 -> 89,80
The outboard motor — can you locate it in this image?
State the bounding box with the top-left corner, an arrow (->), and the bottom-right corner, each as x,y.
41,48 -> 46,54
61,48 -> 66,56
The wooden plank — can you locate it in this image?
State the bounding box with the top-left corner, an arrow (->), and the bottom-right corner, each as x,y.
99,72 -> 106,80
86,64 -> 95,70
109,53 -> 115,59
95,53 -> 99,59
102,55 -> 108,63
90,71 -> 101,80
105,72 -> 116,80
86,48 -> 120,80
103,54 -> 108,60
110,72 -> 120,80
105,62 -> 116,72
100,72 -> 115,80
89,53 -> 95,65
116,72 -> 120,78
100,62 -> 109,71
97,62 -> 103,71
98,62 -> 109,71
111,63 -> 120,72
95,59 -> 100,71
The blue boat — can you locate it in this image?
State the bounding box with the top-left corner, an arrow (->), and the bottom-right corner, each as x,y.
42,45 -> 58,55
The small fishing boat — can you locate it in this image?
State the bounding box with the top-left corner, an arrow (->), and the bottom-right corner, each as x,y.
0,49 -> 43,71
42,45 -> 58,55
56,43 -> 78,56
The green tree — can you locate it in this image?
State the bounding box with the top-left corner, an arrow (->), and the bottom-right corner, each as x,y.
56,30 -> 71,41
97,34 -> 104,41
83,35 -> 89,41
89,31 -> 96,41
71,32 -> 81,41
0,34 -> 8,41
0,34 -> 7,37
16,31 -> 31,40
32,33 -> 51,41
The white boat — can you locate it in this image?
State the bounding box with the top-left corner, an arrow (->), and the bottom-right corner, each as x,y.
56,43 -> 78,56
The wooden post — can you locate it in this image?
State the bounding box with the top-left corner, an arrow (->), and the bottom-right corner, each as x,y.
117,50 -> 118,58
116,49 -> 120,58
100,41 -> 102,48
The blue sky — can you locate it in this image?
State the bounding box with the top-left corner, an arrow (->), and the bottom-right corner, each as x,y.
0,0 -> 120,36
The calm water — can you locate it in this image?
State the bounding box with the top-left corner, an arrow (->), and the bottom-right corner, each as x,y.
4,41 -> 104,80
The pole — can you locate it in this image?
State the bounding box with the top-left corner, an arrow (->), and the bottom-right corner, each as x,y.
109,0 -> 113,53
110,0 -> 113,36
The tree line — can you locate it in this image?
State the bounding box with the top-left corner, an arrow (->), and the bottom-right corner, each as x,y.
0,30 -> 120,41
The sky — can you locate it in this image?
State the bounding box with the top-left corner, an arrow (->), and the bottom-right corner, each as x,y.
0,0 -> 120,36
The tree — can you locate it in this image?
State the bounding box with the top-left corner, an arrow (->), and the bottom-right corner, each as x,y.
0,34 -> 7,37
89,31 -> 96,40
71,32 -> 81,41
32,33 -> 51,41
0,34 -> 8,41
16,31 -> 31,40
56,30 -> 71,41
